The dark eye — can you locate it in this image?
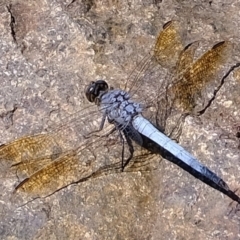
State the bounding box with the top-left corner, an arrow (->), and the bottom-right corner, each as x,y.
85,80 -> 108,103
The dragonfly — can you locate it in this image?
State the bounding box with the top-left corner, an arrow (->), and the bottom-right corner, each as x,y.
0,21 -> 239,203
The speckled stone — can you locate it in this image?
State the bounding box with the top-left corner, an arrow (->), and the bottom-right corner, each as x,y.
0,1 -> 240,239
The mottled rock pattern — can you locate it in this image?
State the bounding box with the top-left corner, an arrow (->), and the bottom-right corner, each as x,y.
0,0 -> 240,239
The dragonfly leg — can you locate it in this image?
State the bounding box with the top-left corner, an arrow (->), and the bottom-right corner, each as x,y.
84,114 -> 107,138
118,130 -> 125,171
100,126 -> 116,137
118,129 -> 134,171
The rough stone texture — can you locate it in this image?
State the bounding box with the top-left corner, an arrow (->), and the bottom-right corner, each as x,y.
0,0 -> 240,239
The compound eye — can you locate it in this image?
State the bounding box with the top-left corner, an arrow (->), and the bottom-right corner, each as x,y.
85,80 -> 108,102
85,82 -> 96,102
95,80 -> 108,92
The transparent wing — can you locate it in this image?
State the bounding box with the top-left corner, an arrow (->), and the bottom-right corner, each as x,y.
12,135 -> 160,198
0,103 -> 160,198
124,21 -> 232,136
0,104 -> 103,173
124,21 -> 183,109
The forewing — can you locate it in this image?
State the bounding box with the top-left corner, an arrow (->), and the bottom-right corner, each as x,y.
0,134 -> 61,178
122,21 -> 185,132
0,104 -> 109,181
153,21 -> 184,68
124,21 -> 184,101
1,94 -> 161,198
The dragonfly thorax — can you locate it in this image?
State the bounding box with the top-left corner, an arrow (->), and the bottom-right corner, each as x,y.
100,89 -> 143,125
85,80 -> 143,125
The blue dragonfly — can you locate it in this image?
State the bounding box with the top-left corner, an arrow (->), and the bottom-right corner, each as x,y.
0,21 -> 239,203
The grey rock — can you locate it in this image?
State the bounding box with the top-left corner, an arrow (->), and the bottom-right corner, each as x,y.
0,0 -> 240,239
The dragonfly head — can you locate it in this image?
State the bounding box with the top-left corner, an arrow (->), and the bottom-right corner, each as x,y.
85,80 -> 109,103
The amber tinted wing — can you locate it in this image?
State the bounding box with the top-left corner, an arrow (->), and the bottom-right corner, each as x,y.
176,41 -> 200,75
10,134 -> 160,198
0,134 -> 62,178
15,141 -> 159,199
124,21 -> 184,101
0,105 -> 109,192
124,21 -> 232,135
13,141 -> 103,196
153,21 -> 184,68
1,104 -> 159,197
170,41 -> 232,113
0,105 -> 100,175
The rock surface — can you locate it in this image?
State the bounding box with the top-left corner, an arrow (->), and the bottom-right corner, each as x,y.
0,0 -> 240,239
